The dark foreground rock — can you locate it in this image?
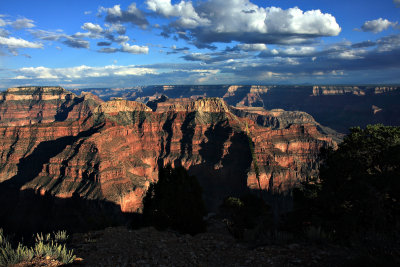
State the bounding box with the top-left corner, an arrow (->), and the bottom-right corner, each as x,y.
68,224 -> 351,267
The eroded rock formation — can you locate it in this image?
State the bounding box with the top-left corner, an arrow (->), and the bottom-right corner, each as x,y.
0,86 -> 336,213
73,85 -> 400,133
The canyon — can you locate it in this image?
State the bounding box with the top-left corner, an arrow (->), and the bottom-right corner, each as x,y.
0,86 -> 337,219
73,85 -> 400,133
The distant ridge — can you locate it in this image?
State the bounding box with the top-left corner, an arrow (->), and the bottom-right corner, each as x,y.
71,84 -> 400,133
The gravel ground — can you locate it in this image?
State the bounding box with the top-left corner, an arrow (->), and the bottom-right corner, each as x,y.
66,220 -> 351,267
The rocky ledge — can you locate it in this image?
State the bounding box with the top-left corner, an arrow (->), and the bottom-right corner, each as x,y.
94,99 -> 152,114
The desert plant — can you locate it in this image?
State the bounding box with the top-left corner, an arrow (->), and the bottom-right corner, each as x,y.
58,247 -> 76,264
221,194 -> 272,240
0,230 -> 34,267
35,230 -> 69,244
0,229 -> 6,246
0,228 -> 75,266
53,230 -> 69,243
304,226 -> 328,242
35,232 -> 51,243
33,240 -> 75,264
0,242 -> 34,266
224,197 -> 244,209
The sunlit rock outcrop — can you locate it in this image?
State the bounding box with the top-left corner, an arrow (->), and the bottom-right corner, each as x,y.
0,87 -> 337,212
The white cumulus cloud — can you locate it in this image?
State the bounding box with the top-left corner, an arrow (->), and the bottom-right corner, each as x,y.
121,43 -> 149,54
82,22 -> 103,33
11,18 -> 35,29
259,46 -> 317,57
279,47 -> 316,56
98,42 -> 149,54
335,50 -> 366,60
237,43 -> 267,51
147,0 -> 341,46
0,17 -> 35,29
361,18 -> 397,33
0,36 -> 43,49
115,35 -> 129,43
12,65 -> 156,80
146,0 -> 210,28
62,36 -> 90,49
105,23 -> 126,35
99,3 -> 149,28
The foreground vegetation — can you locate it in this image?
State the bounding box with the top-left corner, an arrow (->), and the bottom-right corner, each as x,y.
282,124 -> 400,266
0,229 -> 75,266
142,125 -> 399,242
143,164 -> 206,235
1,124 -> 399,265
291,124 -> 400,239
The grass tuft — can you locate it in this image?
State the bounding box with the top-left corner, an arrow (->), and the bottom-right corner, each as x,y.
0,228 -> 75,266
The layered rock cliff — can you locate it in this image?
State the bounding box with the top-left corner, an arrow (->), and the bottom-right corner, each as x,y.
0,87 -> 336,213
312,86 -> 366,96
0,86 -> 101,126
73,85 -> 400,133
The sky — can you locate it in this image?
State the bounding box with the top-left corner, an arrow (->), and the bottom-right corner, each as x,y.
0,0 -> 400,89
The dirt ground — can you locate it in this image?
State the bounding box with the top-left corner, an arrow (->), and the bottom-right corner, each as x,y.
65,219 -> 351,267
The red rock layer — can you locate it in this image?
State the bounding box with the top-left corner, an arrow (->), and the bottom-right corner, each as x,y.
0,86 -> 101,126
0,87 -> 335,212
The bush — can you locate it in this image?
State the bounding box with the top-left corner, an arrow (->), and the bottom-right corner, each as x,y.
35,230 -> 69,244
0,242 -> 34,266
0,228 -> 75,266
220,194 -> 272,240
0,229 -> 33,266
293,124 -> 400,241
143,164 -> 206,235
33,240 -> 75,264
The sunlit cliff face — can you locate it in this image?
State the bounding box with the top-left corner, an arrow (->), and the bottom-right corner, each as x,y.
0,87 -> 335,212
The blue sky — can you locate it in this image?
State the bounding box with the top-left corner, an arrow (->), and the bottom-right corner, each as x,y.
0,0 -> 400,89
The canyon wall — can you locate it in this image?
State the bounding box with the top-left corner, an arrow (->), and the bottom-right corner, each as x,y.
73,85 -> 400,133
0,87 -> 336,213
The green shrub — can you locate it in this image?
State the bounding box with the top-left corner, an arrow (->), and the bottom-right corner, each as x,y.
35,230 -> 69,244
0,242 -> 34,266
293,124 -> 400,241
143,164 -> 206,235
304,226 -> 328,242
221,194 -> 272,240
0,229 -> 6,246
53,230 -> 69,243
1,229 -> 33,266
35,232 -> 51,243
223,197 -> 244,209
0,228 -> 75,266
34,241 -> 75,264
